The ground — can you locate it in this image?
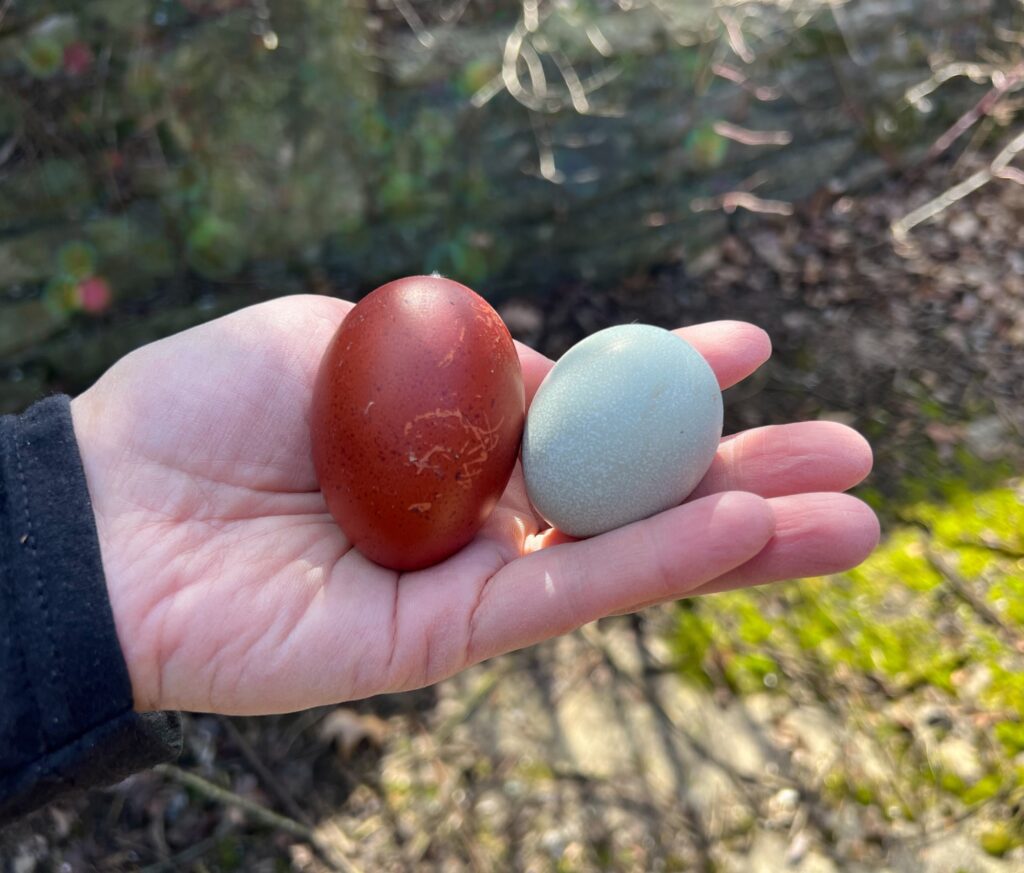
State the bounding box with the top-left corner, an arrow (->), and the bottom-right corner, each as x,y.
3,153 -> 1024,872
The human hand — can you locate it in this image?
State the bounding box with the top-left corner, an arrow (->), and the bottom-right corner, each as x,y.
70,295 -> 878,715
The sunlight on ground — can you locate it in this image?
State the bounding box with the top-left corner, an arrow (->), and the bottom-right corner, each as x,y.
673,479 -> 1024,857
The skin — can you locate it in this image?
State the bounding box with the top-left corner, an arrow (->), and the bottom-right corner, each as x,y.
70,295 -> 879,715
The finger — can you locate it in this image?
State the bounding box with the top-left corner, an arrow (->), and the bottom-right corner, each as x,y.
675,321 -> 771,389
687,492 -> 880,597
516,321 -> 771,409
465,491 -> 775,664
689,422 -> 874,500
515,341 -> 555,407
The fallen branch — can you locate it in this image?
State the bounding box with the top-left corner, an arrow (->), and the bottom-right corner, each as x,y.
154,764 -> 365,873
892,128 -> 1024,240
217,715 -> 313,828
924,546 -> 1021,650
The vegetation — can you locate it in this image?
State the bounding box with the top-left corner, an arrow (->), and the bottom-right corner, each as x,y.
673,466 -> 1024,856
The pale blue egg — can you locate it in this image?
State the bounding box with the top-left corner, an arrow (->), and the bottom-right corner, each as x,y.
523,324 -> 723,537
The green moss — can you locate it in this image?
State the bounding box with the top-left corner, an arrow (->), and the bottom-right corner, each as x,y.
671,604 -> 715,689
517,759 -> 555,782
851,782 -> 876,806
994,721 -> 1024,756
960,773 -> 1004,806
980,823 -> 1021,858
673,467 -> 1024,824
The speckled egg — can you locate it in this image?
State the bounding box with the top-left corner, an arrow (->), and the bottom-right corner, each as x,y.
522,324 -> 723,537
311,276 -> 525,571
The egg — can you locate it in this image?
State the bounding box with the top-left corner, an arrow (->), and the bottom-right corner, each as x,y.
311,276 -> 525,570
522,324 -> 723,538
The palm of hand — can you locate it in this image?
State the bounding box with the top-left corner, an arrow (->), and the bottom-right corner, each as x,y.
72,295 -> 878,715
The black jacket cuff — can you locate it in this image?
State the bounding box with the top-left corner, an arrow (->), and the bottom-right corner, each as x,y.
0,395 -> 182,824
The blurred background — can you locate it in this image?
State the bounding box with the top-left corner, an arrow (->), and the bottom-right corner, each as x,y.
2,0 -> 1024,870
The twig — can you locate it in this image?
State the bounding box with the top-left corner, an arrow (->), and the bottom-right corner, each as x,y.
520,38 -> 548,101
691,191 -> 794,216
154,764 -> 365,873
217,716 -> 311,826
522,0 -> 540,33
155,764 -> 312,839
585,23 -> 613,57
718,10 -> 753,64
924,546 -> 1020,647
528,111 -> 561,182
712,121 -> 792,147
924,62 -> 1024,163
550,49 -> 590,115
905,62 -> 999,109
393,0 -> 434,48
711,62 -> 782,101
892,128 -> 1024,240
950,537 -> 1024,560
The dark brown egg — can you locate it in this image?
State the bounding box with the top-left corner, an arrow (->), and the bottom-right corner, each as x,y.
311,276 -> 525,571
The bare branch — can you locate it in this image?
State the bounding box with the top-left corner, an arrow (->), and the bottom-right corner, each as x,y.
892,128 -> 1024,240
925,61 -> 1024,162
520,38 -> 549,100
529,111 -> 562,183
995,165 -> 1024,185
393,0 -> 434,48
469,74 -> 506,108
550,49 -> 591,114
586,23 -> 614,57
691,191 -> 794,216
905,62 -> 1000,109
718,10 -> 754,64
892,167 -> 991,241
713,121 -> 792,147
523,0 -> 540,33
711,62 -> 782,101
154,764 -> 365,873
218,716 -> 312,829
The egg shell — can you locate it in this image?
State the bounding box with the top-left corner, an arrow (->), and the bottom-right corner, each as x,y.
311,276 -> 525,570
522,324 -> 723,538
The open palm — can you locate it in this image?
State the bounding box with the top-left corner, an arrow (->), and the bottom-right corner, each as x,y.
70,295 -> 878,715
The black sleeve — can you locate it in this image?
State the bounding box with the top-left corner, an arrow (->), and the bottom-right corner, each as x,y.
0,395 -> 182,825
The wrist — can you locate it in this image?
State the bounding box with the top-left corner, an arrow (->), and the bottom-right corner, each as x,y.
70,390 -> 160,711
